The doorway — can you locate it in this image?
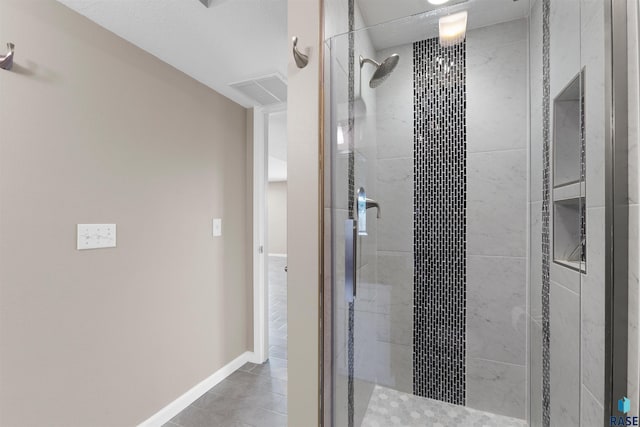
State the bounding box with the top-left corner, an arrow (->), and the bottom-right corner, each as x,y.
266,110 -> 288,368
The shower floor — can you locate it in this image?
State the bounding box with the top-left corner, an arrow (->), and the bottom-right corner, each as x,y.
362,385 -> 527,427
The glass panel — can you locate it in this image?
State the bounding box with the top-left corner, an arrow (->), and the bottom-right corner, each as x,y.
325,1 -> 545,425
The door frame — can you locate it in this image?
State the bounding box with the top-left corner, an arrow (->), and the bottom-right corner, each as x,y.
253,104 -> 287,364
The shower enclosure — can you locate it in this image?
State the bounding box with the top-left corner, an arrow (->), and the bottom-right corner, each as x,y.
323,0 -> 629,426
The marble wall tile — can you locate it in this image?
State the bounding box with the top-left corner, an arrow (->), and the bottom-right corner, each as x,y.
388,343 -> 412,394
530,319 -> 543,427
375,307 -> 412,347
376,158 -> 413,252
581,274 -> 605,406
582,207 -> 605,405
580,385 -> 604,426
467,149 -> 528,257
467,256 -> 527,365
375,44 -> 413,160
467,358 -> 527,419
531,106 -> 544,203
467,18 -> 528,45
375,252 -> 412,302
550,261 -> 581,295
529,0 -> 542,202
530,202 -> 543,321
358,342 -> 412,394
374,253 -> 412,349
581,7 -> 606,209
549,0 -> 581,99
549,281 -> 581,426
324,0 -> 348,40
468,21 -> 528,153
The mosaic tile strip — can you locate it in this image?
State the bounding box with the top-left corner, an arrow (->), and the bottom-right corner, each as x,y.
347,1 -> 355,426
413,38 -> 467,405
541,0 -> 551,425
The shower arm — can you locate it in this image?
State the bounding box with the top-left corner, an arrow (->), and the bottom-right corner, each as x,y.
359,55 -> 380,69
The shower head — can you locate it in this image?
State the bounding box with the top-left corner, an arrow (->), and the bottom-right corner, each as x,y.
359,54 -> 399,88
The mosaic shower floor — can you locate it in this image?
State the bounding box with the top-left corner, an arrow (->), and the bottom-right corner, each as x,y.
362,385 -> 527,427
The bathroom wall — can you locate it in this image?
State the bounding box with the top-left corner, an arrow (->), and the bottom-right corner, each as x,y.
0,0 -> 252,426
465,19 -> 529,420
529,0 -> 609,425
373,18 -> 528,419
373,42 -> 414,395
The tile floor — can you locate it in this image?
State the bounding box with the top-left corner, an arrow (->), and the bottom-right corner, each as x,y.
164,256 -> 288,427
361,385 -> 528,427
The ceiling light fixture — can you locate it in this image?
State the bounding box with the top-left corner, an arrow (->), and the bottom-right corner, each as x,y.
438,11 -> 468,47
428,0 -> 451,5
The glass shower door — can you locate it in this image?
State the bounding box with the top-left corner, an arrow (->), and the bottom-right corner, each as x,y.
327,4 -> 533,426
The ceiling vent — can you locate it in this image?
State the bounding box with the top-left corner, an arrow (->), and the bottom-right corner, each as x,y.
230,74 -> 287,106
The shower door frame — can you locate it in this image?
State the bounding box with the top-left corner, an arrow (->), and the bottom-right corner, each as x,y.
604,0 -> 630,422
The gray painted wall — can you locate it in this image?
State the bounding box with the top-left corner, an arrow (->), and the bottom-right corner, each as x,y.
0,1 -> 252,425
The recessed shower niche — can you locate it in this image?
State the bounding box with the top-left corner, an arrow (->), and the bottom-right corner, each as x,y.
553,71 -> 586,272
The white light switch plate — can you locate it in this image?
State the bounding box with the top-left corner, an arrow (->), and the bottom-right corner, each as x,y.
213,218 -> 222,237
77,224 -> 116,250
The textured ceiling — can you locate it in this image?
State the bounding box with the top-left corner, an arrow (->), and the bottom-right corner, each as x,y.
56,0 -> 288,108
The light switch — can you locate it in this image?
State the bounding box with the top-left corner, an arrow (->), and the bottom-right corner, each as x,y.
213,218 -> 222,237
77,224 -> 116,250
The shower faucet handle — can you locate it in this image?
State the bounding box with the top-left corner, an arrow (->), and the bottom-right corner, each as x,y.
365,198 -> 381,219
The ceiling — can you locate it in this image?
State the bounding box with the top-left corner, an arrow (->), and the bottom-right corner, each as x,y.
357,0 -> 530,50
56,0 -> 529,107
56,0 -> 288,108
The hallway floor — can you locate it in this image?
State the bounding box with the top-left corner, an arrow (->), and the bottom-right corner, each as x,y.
165,256 -> 288,427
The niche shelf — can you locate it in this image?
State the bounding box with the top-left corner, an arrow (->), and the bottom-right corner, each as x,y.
553,71 -> 586,273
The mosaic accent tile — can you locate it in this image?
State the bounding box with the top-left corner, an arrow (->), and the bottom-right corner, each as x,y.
541,0 -> 551,425
413,38 -> 467,405
362,385 -> 527,427
347,1 -> 355,426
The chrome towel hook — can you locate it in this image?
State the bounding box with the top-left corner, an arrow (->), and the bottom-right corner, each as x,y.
0,43 -> 15,71
292,36 -> 309,69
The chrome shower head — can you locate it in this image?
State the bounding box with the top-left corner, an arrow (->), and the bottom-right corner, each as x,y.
359,53 -> 400,88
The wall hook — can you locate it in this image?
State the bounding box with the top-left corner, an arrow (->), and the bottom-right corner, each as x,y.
0,43 -> 15,71
292,36 -> 309,69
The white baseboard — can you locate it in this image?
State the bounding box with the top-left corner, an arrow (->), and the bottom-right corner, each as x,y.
138,351 -> 256,427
